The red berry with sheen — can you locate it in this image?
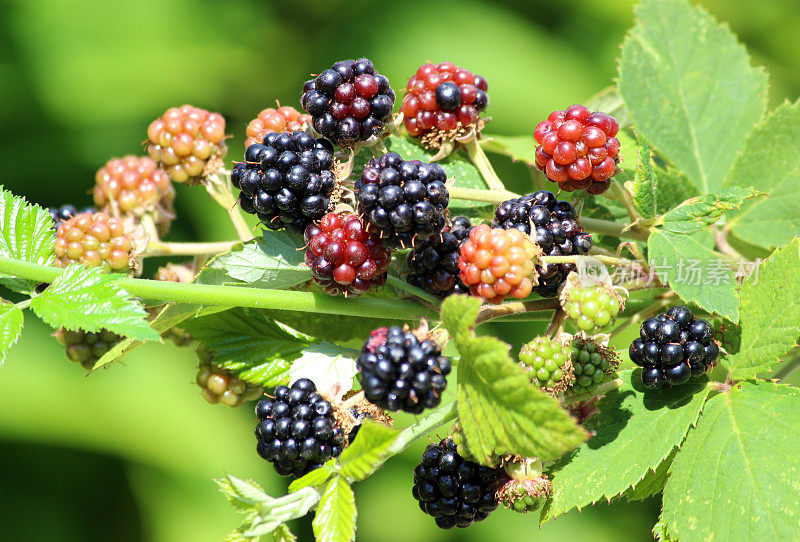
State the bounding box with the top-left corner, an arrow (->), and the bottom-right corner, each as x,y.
244,106 -> 311,148
533,105 -> 621,194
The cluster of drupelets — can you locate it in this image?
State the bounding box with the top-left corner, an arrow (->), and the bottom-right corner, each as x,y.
41,56 -> 722,531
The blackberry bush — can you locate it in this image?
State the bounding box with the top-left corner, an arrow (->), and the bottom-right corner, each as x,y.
354,151 -> 449,248
233,130 -> 336,233
245,106 -> 312,148
304,212 -> 391,297
356,326 -> 451,414
519,336 -> 574,394
493,190 -> 593,297
400,61 -> 489,140
629,306 -> 719,389
406,216 -> 473,298
254,379 -> 346,477
533,104 -> 621,194
301,58 -> 395,146
412,438 -> 502,529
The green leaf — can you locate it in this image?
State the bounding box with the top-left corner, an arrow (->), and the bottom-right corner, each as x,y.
267,309 -> 410,344
623,449 -> 676,501
662,187 -> 763,234
630,136 -> 658,218
29,264 -> 159,341
0,301 -> 24,366
726,101 -> 800,250
0,186 -> 55,292
288,464 -> 336,493
618,0 -> 768,193
481,135 -> 536,167
216,474 -> 271,509
182,308 -> 312,387
541,370 -> 710,521
198,231 -> 311,290
338,421 -> 398,482
441,295 -> 588,464
585,86 -> 631,129
648,229 -> 739,322
289,343 -> 358,397
654,167 -> 701,213
272,524 -> 297,542
725,238 -> 800,378
661,382 -> 800,541
312,476 -> 356,542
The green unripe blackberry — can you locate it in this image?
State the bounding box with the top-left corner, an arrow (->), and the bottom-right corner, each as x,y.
518,336 -> 574,395
564,285 -> 623,332
54,328 -> 122,370
569,337 -> 620,394
196,347 -> 264,407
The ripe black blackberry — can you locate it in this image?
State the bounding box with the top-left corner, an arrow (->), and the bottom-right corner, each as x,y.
407,216 -> 473,297
233,131 -> 336,234
493,190 -> 593,297
301,57 -> 396,146
412,439 -> 502,529
354,152 -> 449,248
629,306 -> 719,389
357,326 -> 451,414
254,379 -> 346,477
48,204 -> 95,230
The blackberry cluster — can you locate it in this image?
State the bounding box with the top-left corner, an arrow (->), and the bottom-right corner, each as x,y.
519,336 -> 572,392
245,106 -> 312,148
629,306 -> 719,389
233,131 -> 336,233
494,191 -> 592,297
301,58 -> 395,146
304,213 -> 391,297
54,211 -> 134,273
406,216 -> 473,298
533,104 -> 621,194
49,204 -> 95,230
412,439 -> 501,529
357,326 -> 451,414
354,152 -> 449,248
146,105 -> 227,183
565,285 -> 622,331
570,338 -> 612,393
54,328 -> 122,370
400,61 -> 489,137
458,224 -> 536,304
254,379 -> 345,477
196,347 -> 263,407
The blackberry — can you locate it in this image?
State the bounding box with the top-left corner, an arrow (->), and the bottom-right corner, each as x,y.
357,326 -> 451,414
493,191 -> 593,297
569,337 -> 619,394
406,216 -> 473,298
412,439 -> 501,529
629,306 -> 719,389
458,224 -> 537,304
245,106 -> 312,148
54,211 -> 135,273
301,58 -> 395,146
254,379 -> 346,477
196,347 -> 263,407
146,105 -> 227,183
234,131 -> 336,233
533,104 -> 621,195
354,152 -> 449,248
519,336 -> 574,394
400,61 -> 489,139
304,212 -> 391,297
54,328 -> 122,370
49,204 -> 96,230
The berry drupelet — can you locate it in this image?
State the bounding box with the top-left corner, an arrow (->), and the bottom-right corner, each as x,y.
146,105 -> 227,183
245,106 -> 312,148
234,131 -> 336,233
629,306 -> 719,389
412,439 -> 502,529
301,58 -> 395,146
357,326 -> 451,414
569,337 -> 619,394
400,61 -> 489,138
54,211 -> 134,273
519,336 -> 573,393
407,216 -> 473,298
354,152 -> 449,248
49,204 -> 96,230
304,212 -> 391,297
254,378 -> 346,477
564,284 -> 623,331
494,190 -> 593,297
533,104 -> 621,194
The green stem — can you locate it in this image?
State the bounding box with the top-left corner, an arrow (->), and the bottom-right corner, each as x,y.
386,401 -> 458,456
385,274 -> 441,307
0,257 -> 439,321
14,298 -> 31,310
145,239 -> 238,257
447,186 -> 519,204
540,254 -> 634,267
609,298 -> 672,339
580,217 -> 650,242
475,298 -> 560,325
774,352 -> 800,382
465,138 -> 505,191
369,138 -> 389,157
608,179 -> 642,223
562,377 -> 624,406
204,171 -> 253,241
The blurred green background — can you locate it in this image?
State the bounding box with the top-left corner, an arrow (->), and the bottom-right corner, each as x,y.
1,0 -> 799,540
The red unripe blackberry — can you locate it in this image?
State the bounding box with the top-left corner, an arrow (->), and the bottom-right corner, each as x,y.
54,211 -> 135,273
533,105 -> 620,194
245,106 -> 312,148
93,155 -> 176,234
54,328 -> 122,370
301,58 -> 395,146
304,212 -> 391,297
146,104 -> 228,183
401,61 -> 488,139
407,216 -> 473,298
458,224 -> 538,304
412,438 -> 502,529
